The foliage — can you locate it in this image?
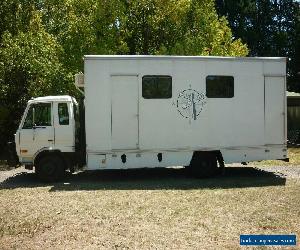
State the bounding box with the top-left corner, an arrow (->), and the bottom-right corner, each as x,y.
215,0 -> 300,91
0,0 -> 248,149
121,0 -> 248,56
0,11 -> 75,147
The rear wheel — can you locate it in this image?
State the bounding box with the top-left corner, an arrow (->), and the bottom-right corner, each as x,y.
187,151 -> 220,178
35,154 -> 65,182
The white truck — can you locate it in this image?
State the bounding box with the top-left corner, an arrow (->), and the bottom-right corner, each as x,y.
12,55 -> 288,181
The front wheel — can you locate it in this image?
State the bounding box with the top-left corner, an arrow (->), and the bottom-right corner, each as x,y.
35,154 -> 65,182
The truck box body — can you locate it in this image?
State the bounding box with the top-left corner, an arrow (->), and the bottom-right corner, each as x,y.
84,55 -> 287,170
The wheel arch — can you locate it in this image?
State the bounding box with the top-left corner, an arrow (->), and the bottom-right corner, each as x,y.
191,150 -> 224,166
190,150 -> 225,176
33,148 -> 65,167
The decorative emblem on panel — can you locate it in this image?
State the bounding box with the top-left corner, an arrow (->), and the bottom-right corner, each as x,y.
176,86 -> 207,121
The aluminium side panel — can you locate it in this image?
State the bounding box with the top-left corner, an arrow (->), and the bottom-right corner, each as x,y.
84,56 -> 287,169
263,60 -> 287,146
264,76 -> 285,145
138,58 -> 266,150
85,59 -> 112,154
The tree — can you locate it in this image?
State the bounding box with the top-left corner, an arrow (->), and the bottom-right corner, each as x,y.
0,0 -> 248,151
215,0 -> 300,91
0,12 -> 75,149
288,4 -> 300,91
121,0 -> 248,56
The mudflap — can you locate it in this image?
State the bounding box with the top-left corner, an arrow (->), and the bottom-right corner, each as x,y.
7,141 -> 20,167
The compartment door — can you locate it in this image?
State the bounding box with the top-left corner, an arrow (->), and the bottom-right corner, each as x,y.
265,76 -> 286,144
111,75 -> 139,150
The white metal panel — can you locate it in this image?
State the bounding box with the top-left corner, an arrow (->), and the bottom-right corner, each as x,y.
84,56 -> 286,168
265,76 -> 285,144
87,151 -> 193,170
264,61 -> 286,76
111,75 -> 139,149
138,60 -> 174,149
85,55 -> 286,62
18,102 -> 54,159
84,60 -> 111,151
138,59 -> 265,149
53,102 -> 75,152
221,145 -> 287,163
85,144 -> 286,170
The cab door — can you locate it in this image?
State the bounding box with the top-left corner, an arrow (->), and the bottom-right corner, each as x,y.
19,102 -> 54,159
53,102 -> 74,152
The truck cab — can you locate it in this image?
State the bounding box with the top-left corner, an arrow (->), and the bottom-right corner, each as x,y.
15,95 -> 79,181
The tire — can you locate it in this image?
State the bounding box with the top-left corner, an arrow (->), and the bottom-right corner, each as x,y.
187,151 -> 218,178
35,154 -> 65,182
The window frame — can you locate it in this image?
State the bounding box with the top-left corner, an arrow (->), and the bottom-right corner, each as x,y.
58,102 -> 70,125
22,102 -> 52,129
33,102 -> 52,127
142,75 -> 172,99
205,75 -> 234,98
22,105 -> 34,129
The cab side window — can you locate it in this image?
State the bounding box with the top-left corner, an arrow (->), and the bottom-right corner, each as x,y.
58,103 -> 69,125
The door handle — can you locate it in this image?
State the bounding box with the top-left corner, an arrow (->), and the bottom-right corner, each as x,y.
48,139 -> 53,142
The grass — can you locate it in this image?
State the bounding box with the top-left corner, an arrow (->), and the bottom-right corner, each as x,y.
253,147 -> 300,166
0,167 -> 299,249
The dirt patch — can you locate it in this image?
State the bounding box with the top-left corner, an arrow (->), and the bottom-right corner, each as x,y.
0,167 -> 32,184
